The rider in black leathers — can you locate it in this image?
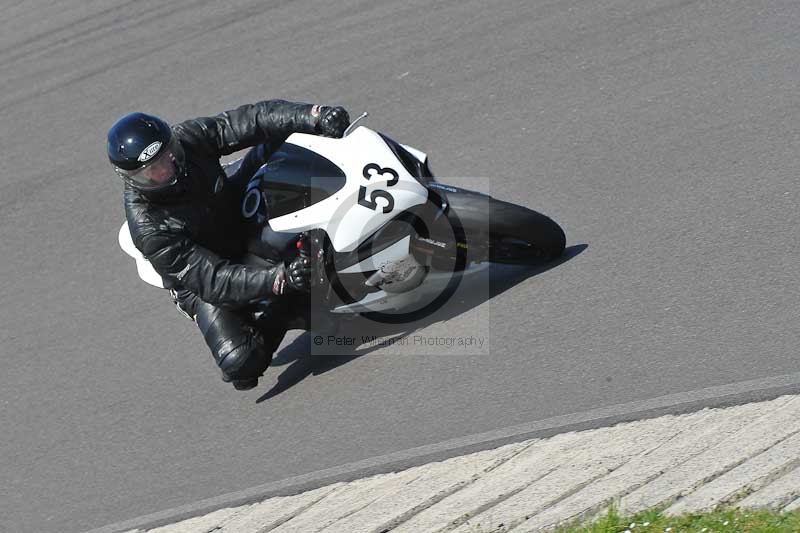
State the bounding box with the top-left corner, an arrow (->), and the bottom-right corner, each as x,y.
108,100 -> 350,390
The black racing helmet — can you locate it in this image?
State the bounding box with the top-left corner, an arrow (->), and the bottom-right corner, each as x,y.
107,112 -> 186,192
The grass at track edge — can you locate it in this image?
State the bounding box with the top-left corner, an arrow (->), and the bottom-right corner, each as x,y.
463,504 -> 800,532
553,505 -> 800,533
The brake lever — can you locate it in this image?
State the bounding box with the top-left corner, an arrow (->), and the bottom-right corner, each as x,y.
342,112 -> 369,137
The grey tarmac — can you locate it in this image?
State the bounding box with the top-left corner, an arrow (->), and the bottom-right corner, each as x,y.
2,1 -> 799,532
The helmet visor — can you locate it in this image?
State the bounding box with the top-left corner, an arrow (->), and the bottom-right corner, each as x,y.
116,137 -> 185,191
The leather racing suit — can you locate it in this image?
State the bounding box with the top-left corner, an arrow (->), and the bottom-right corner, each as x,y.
124,100 -> 332,389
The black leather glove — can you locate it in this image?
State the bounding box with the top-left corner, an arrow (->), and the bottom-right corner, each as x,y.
268,255 -> 312,295
315,106 -> 350,138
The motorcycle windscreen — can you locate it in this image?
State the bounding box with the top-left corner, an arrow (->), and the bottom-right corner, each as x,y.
259,144 -> 346,218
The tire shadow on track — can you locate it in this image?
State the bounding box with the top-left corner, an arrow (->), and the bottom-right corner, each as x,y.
256,244 -> 588,403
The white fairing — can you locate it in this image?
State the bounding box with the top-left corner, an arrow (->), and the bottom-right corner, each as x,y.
400,143 -> 427,164
339,236 -> 412,273
328,264 -> 489,314
267,127 -> 429,252
117,124 -> 487,316
118,222 -> 166,288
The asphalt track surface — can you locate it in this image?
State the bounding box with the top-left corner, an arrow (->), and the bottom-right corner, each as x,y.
2,1 -> 799,532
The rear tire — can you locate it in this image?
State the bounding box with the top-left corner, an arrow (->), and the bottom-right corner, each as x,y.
445,191 -> 565,265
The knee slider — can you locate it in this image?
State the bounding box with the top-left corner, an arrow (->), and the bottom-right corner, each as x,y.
215,335 -> 269,381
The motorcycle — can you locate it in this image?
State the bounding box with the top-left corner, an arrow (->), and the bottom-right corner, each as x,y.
119,113 -> 566,323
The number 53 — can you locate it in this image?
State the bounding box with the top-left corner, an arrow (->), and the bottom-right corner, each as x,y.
358,163 -> 399,214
